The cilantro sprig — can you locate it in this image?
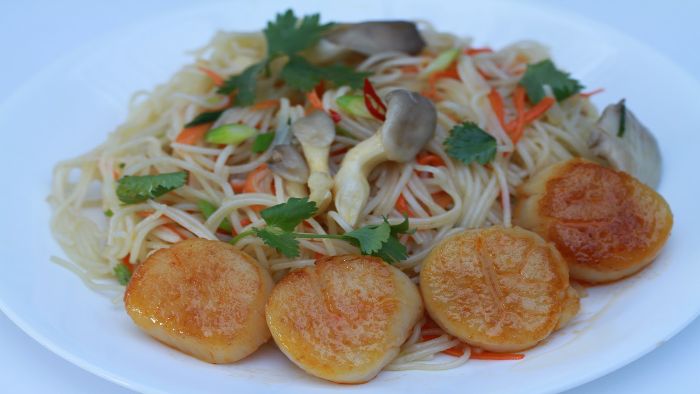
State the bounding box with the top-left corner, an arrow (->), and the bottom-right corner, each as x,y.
518,59 -> 584,104
444,122 -> 497,165
116,171 -> 188,204
217,10 -> 369,107
231,197 -> 411,263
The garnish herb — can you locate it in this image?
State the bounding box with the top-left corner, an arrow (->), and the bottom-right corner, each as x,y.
231,197 -> 411,263
184,109 -> 225,128
252,132 -> 276,153
217,10 -> 369,106
518,59 -> 584,104
444,122 -> 497,165
116,171 -> 188,204
104,209 -> 114,217
618,100 -> 626,137
336,95 -> 372,118
114,263 -> 132,285
197,200 -> 233,233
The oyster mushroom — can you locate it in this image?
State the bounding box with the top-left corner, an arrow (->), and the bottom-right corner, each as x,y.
333,89 -> 437,226
292,111 -> 336,212
325,21 -> 425,56
309,21 -> 425,62
588,100 -> 662,188
268,144 -> 309,198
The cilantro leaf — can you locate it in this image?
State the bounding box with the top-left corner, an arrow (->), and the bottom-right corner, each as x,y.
218,62 -> 265,106
252,132 -> 275,153
373,236 -> 408,264
444,122 -> 497,165
518,59 -> 584,104
343,222 -> 391,254
254,226 -> 300,257
260,197 -> 318,232
264,10 -> 333,58
389,216 -> 412,236
281,56 -> 369,92
114,263 -> 131,285
184,110 -> 224,128
116,171 -> 188,204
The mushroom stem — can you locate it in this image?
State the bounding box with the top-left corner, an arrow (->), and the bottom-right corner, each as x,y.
292,111 -> 336,212
333,133 -> 387,226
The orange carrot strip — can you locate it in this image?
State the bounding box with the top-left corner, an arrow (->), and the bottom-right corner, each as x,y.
520,97 -> 555,125
432,191 -> 453,209
243,164 -> 271,212
487,89 -> 506,129
314,251 -> 325,260
307,90 -> 324,112
175,123 -> 212,145
197,65 -> 225,87
443,347 -> 466,357
231,218 -> 252,236
504,86 -> 527,143
251,99 -> 279,111
471,352 -> 525,361
395,194 -> 414,217
580,88 -> 605,98
122,255 -> 135,272
464,47 -> 493,56
163,223 -> 189,240
231,180 -> 245,193
135,211 -> 154,218
416,152 -> 446,167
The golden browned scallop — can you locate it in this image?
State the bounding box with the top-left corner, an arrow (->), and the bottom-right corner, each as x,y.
514,158 -> 673,284
265,255 -> 423,384
420,226 -> 573,352
124,239 -> 273,363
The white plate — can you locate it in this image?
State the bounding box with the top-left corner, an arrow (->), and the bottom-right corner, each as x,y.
1,1 -> 699,393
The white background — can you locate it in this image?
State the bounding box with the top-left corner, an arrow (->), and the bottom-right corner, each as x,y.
1,0 -> 699,392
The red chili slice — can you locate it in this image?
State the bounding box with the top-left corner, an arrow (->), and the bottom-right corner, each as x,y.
363,78 -> 387,121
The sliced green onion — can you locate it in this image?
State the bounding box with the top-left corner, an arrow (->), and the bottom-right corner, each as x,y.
197,200 -> 233,233
205,124 -> 257,145
252,132 -> 275,153
336,95 -> 372,118
421,48 -> 460,77
114,263 -> 131,286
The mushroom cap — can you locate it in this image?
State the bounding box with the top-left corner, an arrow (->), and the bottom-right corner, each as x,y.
292,111 -> 335,148
324,21 -> 426,56
589,100 -> 662,188
381,90 -> 437,162
268,144 -> 309,184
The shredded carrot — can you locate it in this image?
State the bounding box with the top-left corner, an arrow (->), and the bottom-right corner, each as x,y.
395,194 -> 414,217
243,164 -> 271,212
251,99 -> 279,111
521,97 -> 555,125
487,89 -> 506,129
175,123 -> 212,145
464,47 -> 493,56
307,90 -> 324,112
135,211 -> 154,218
314,251 -> 325,260
580,88 -> 605,98
112,169 -> 120,180
423,62 -> 460,100
477,68 -> 491,80
231,180 -> 245,193
505,85 -> 527,144
432,191 -> 453,209
416,152 -> 446,167
122,255 -> 135,272
443,347 -> 466,357
231,218 -> 252,236
197,65 -> 225,87
470,351 -> 525,361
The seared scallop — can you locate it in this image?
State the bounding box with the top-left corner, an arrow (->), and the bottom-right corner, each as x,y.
265,255 -> 423,383
124,239 -> 273,363
420,226 -> 574,352
515,158 -> 673,284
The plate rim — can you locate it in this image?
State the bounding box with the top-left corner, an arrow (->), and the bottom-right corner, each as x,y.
2,1 -> 700,393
